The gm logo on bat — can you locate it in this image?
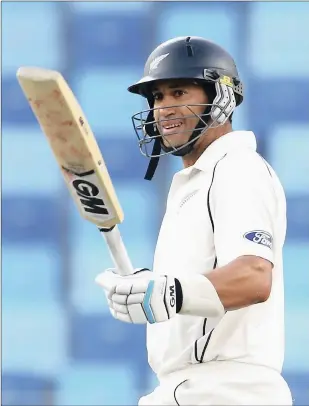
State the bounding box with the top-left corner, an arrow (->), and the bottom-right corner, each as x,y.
169,284 -> 175,307
244,230 -> 273,249
72,179 -> 110,216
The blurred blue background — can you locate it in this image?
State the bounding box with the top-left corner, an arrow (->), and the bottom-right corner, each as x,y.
2,1 -> 309,405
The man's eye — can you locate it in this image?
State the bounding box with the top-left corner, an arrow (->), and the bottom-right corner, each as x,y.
153,93 -> 162,100
174,90 -> 185,97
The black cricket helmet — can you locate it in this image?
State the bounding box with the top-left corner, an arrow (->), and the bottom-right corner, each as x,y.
128,36 -> 244,180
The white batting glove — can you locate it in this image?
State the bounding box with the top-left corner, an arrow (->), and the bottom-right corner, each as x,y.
95,268 -> 181,324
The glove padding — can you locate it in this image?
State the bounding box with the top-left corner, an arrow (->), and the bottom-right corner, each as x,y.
95,268 -> 179,324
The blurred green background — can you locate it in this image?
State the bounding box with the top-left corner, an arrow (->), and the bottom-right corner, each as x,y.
2,1 -> 309,405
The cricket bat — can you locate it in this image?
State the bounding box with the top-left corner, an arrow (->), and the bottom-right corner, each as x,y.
17,67 -> 133,276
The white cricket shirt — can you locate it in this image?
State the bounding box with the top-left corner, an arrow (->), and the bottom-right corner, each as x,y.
148,131 -> 287,379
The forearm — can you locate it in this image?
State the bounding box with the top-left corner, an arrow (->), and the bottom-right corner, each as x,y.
177,255 -> 273,319
206,256 -> 273,311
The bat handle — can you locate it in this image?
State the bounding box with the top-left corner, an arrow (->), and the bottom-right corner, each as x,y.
99,226 -> 134,276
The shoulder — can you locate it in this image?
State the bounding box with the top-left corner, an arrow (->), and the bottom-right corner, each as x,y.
215,149 -> 273,182
211,149 -> 280,207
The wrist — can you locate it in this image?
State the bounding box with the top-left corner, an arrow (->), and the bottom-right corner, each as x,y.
176,274 -> 225,318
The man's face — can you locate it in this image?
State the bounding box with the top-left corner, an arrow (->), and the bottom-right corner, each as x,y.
152,79 -> 208,149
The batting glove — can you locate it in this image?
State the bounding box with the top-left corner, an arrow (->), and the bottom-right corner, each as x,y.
95,268 -> 182,324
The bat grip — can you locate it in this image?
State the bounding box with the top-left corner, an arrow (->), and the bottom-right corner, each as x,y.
99,226 -> 134,276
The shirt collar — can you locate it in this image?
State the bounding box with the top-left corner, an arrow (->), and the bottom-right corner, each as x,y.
191,130 -> 257,173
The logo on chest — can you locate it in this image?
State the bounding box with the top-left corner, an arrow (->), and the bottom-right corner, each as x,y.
179,189 -> 200,209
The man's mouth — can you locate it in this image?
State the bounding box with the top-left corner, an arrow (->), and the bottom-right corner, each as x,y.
161,121 -> 183,135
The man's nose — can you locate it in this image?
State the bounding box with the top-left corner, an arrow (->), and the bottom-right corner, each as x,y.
158,103 -> 176,119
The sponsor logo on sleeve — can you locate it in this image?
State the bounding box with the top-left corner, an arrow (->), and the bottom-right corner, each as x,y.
243,230 -> 273,249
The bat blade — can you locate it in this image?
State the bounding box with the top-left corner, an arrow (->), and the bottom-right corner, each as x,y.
17,67 -> 133,275
17,66 -> 122,229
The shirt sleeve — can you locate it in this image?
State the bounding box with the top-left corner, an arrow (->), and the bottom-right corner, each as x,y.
211,152 -> 277,267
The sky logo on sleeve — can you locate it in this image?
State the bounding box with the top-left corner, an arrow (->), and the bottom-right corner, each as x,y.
244,230 -> 273,249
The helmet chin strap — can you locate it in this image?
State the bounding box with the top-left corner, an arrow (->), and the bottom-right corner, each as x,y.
144,106 -> 210,180
144,137 -> 161,180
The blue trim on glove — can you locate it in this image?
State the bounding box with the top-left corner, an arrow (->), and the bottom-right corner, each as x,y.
142,280 -> 155,324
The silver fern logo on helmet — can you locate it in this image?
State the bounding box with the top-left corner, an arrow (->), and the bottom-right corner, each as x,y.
149,53 -> 169,71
